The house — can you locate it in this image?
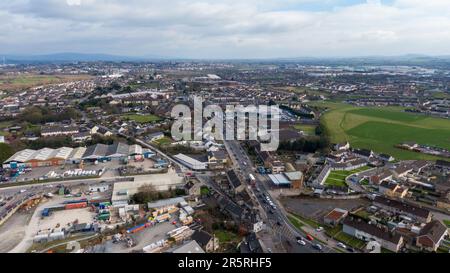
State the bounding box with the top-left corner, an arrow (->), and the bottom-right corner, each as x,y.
353,148 -> 373,159
271,160 -> 285,174
373,196 -> 431,223
334,142 -> 350,151
436,160 -> 450,170
378,154 -> 395,162
207,149 -> 228,170
41,125 -> 79,137
393,164 -> 414,178
342,216 -> 404,252
72,131 -> 91,143
370,170 -> 393,185
379,181 -> 408,198
96,127 -> 113,137
191,230 -> 219,253
226,170 -> 245,194
416,220 -> 448,252
240,232 -> 263,253
324,208 -> 348,226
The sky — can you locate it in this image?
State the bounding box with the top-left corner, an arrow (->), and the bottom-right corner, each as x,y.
1,0 -> 450,59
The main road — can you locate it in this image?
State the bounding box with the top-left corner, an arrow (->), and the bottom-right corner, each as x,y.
223,139 -> 336,253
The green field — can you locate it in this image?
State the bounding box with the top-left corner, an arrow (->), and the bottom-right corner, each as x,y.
311,101 -> 450,160
293,124 -> 317,135
0,74 -> 93,92
444,220 -> 450,228
123,114 -> 162,123
324,166 -> 371,187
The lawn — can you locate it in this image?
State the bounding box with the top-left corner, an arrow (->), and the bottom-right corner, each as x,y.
123,114 -> 162,123
324,166 -> 372,187
333,231 -> 367,250
154,136 -> 172,145
444,220 -> 450,228
293,124 -> 317,135
288,213 -> 320,229
214,230 -> 241,243
312,102 -> 450,160
287,214 -> 304,230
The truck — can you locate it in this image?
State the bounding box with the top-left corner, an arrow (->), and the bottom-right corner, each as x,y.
248,174 -> 256,185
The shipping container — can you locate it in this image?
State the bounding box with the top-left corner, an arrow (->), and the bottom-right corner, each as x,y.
63,199 -> 88,205
97,213 -> 110,221
127,223 -> 146,234
47,205 -> 66,212
65,202 -> 88,210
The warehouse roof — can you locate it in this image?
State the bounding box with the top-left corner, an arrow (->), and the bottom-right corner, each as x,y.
268,174 -> 291,185
68,147 -> 87,160
107,142 -> 129,156
284,171 -> 303,181
3,147 -> 74,163
83,144 -> 109,159
172,240 -> 205,253
129,144 -> 142,155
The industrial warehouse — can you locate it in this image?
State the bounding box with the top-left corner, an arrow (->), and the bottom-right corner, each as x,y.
2,142 -> 156,169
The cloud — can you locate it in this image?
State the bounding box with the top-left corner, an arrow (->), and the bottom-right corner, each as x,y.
0,0 -> 449,58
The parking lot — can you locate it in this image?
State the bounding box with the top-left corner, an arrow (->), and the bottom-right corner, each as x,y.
281,196 -> 370,221
8,160 -> 126,183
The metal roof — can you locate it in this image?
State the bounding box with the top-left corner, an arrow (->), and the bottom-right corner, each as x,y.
268,174 -> 291,185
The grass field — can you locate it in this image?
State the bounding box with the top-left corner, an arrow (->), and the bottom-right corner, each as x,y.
214,230 -> 241,243
324,166 -> 371,187
310,101 -> 450,160
287,214 -> 304,230
332,230 -> 366,249
444,220 -> 450,228
293,124 -> 317,135
0,74 -> 93,92
123,114 -> 162,123
154,136 -> 172,145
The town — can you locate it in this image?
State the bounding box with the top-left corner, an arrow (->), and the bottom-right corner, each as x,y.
0,58 -> 449,254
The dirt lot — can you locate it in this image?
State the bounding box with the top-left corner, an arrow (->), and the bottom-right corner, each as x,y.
97,221 -> 176,253
280,196 -> 370,221
0,209 -> 34,252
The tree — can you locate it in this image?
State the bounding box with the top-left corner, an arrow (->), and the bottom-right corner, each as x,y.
0,143 -> 14,164
132,185 -> 159,204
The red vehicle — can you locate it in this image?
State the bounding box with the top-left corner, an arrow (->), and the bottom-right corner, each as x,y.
306,234 -> 314,241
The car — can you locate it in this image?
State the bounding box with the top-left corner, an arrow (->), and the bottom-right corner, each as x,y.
276,221 -> 282,226
297,240 -> 306,246
295,236 -> 303,241
306,234 -> 314,241
316,226 -> 324,232
313,244 -> 323,251
269,210 -> 274,214
347,247 -> 355,253
337,242 -> 347,249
